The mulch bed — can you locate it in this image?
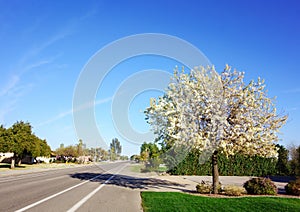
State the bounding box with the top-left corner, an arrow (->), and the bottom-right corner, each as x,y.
188,191 -> 300,198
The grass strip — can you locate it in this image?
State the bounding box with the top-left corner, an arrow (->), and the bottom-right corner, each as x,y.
141,191 -> 300,212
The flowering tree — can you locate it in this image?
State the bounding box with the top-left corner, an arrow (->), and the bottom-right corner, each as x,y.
145,65 -> 287,194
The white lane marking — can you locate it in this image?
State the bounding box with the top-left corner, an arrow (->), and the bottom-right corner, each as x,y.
67,164 -> 127,212
15,164 -> 124,212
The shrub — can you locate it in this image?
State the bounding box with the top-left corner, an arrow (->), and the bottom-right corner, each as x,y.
167,150 -> 277,176
196,181 -> 211,194
285,178 -> 300,196
196,180 -> 222,194
243,177 -> 277,195
141,163 -> 154,173
223,185 -> 246,196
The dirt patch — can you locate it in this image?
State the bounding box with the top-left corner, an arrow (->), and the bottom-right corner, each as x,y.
188,192 -> 300,199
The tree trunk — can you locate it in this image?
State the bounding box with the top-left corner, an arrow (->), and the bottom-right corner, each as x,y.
10,157 -> 15,169
212,150 -> 219,194
18,158 -> 22,166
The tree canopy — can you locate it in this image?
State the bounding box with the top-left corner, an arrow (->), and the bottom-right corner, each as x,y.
145,65 -> 287,193
140,142 -> 160,162
0,121 -> 51,168
55,140 -> 110,162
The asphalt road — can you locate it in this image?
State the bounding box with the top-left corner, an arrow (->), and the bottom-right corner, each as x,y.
1,162 -> 296,211
0,161 -> 142,212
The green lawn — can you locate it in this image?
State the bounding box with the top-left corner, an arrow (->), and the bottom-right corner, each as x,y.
130,164 -> 143,173
141,192 -> 300,212
130,163 -> 168,173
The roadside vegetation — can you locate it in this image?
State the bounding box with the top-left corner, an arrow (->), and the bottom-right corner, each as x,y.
0,121 -> 128,169
0,121 -> 51,169
55,137 -> 128,163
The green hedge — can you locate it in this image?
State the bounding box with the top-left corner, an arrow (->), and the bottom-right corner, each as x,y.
167,150 -> 277,176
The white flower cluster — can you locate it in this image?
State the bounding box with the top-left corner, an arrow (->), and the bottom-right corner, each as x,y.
145,65 -> 287,159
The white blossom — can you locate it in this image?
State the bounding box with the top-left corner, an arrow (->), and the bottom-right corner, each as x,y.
145,65 -> 287,160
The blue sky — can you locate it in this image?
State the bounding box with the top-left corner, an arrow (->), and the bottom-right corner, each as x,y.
0,0 -> 299,156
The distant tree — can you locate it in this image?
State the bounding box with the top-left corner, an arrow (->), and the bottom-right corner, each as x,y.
77,139 -> 84,156
55,145 -> 64,157
55,141 -> 109,163
120,155 -> 129,160
10,121 -> 34,167
289,145 -> 300,176
0,125 -> 10,154
64,146 -> 78,157
0,121 -> 52,168
56,145 -> 78,158
140,142 -> 160,161
98,148 -> 109,161
110,138 -> 122,160
140,151 -> 149,162
145,66 -> 287,193
85,147 -> 109,161
275,144 -> 290,175
140,142 -> 161,169
130,154 -> 140,162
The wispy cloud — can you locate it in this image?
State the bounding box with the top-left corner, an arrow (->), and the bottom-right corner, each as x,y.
0,56 -> 56,98
18,31 -> 70,66
79,8 -> 98,21
282,88 -> 300,94
37,97 -> 112,127
0,76 -> 34,123
22,59 -> 54,73
0,8 -> 96,123
36,109 -> 73,127
0,34 -> 69,122
286,106 -> 300,112
0,75 -> 19,97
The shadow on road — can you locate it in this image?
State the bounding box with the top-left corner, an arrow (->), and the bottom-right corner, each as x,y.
69,172 -> 188,191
